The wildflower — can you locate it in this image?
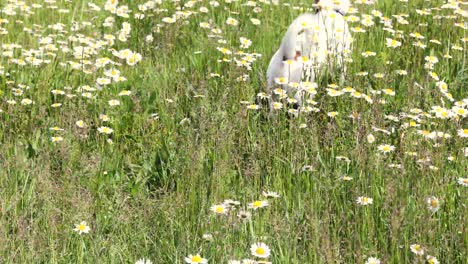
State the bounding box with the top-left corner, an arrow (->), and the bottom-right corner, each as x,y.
250,242 -> 271,258
20,98 -> 33,105
237,211 -> 251,221
382,89 -> 395,96
248,200 -> 269,210
373,73 -> 385,78
386,38 -> 401,48
135,259 -> 153,264
240,37 -> 252,49
262,191 -> 280,198
98,126 -> 114,134
126,52 -> 142,66
327,111 -> 339,118
457,129 -> 468,138
118,90 -> 132,96
426,196 -> 440,213
226,17 -> 239,26
327,88 -> 344,97
378,144 -> 395,153
274,77 -> 288,85
426,255 -> 439,264
210,204 -> 229,215
341,176 -> 353,181
354,72 -> 368,78
458,178 -> 468,186
396,70 -> 408,75
425,56 -> 439,64
51,136 -> 63,142
272,102 -> 283,110
107,99 -> 120,106
73,221 -> 90,234
100,114 -> 110,122
247,104 -> 260,110
362,51 -> 376,57
367,134 -> 375,143
185,254 -> 207,264
410,32 -> 424,39
365,257 -> 380,264
250,18 -> 261,25
357,196 -> 373,205
223,199 -> 241,206
97,78 -> 112,86
202,233 -> 213,241
410,244 -> 424,255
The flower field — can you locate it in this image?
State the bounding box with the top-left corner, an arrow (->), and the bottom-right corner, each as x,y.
0,0 -> 467,263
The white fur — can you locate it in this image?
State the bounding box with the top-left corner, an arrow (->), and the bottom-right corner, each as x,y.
266,0 -> 352,111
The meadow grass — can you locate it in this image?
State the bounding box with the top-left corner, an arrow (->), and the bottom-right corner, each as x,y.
0,0 -> 467,263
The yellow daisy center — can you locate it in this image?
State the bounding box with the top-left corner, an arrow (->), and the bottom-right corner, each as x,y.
255,247 -> 266,255
253,201 -> 262,207
191,256 -> 202,262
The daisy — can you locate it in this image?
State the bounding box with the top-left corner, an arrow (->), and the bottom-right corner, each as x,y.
202,233 -> 213,241
97,77 -> 111,85
51,136 -> 63,142
457,129 -> 468,138
458,178 -> 468,186
223,200 -> 241,206
365,257 -> 380,264
425,56 -> 439,64
226,17 -> 239,26
135,259 -> 153,264
250,242 -> 271,258
247,104 -> 260,110
248,200 -> 269,210
274,77 -> 288,85
262,191 -> 281,198
357,196 -> 373,205
426,255 -> 439,264
362,51 -> 376,57
426,196 -> 440,213
73,221 -> 90,234
386,38 -> 401,48
410,244 -> 424,255
108,99 -> 120,106
237,210 -> 251,221
210,204 -> 229,215
250,18 -> 261,25
98,126 -> 114,134
118,90 -> 132,96
367,134 -> 375,143
382,89 -> 395,96
378,144 -> 395,153
185,254 -> 207,264
272,102 -> 283,110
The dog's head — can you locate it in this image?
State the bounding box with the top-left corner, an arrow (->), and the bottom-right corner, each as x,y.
314,0 -> 351,15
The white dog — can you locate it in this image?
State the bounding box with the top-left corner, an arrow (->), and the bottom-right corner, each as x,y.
266,0 -> 352,112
